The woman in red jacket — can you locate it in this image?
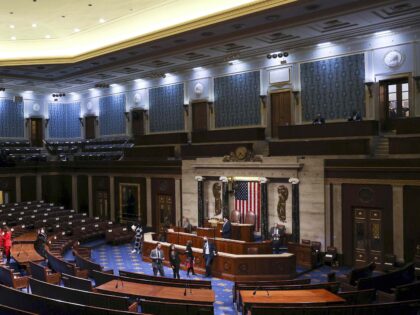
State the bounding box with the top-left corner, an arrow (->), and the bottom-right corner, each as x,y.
3,226 -> 12,264
0,227 -> 3,258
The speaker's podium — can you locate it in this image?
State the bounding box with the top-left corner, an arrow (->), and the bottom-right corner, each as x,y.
202,219 -> 254,242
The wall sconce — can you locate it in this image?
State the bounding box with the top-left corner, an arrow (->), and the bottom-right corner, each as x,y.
78,117 -> 84,127
292,91 -> 300,104
259,95 -> 267,108
413,76 -> 420,92
208,102 -> 214,114
364,82 -> 374,97
183,104 -> 189,116
44,118 -> 50,128
124,112 -> 130,122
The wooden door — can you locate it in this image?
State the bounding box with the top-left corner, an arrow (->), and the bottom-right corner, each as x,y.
157,194 -> 174,230
131,110 -> 145,136
192,102 -> 208,132
353,208 -> 383,266
271,91 -> 291,138
379,78 -> 409,130
85,116 -> 96,139
94,191 -> 109,219
30,118 -> 43,147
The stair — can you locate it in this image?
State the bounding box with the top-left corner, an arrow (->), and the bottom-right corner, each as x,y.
374,136 -> 389,158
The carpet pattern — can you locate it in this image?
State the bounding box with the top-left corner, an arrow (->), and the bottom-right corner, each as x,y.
85,242 -> 352,315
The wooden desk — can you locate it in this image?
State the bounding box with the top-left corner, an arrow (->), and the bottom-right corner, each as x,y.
166,231 -> 271,255
201,222 -> 254,242
96,279 -> 215,305
287,242 -> 316,269
240,289 -> 345,313
144,233 -> 296,281
11,232 -> 44,268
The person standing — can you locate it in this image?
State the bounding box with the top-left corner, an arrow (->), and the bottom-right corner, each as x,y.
221,216 -> 232,239
0,227 -> 3,258
150,243 -> 165,276
182,217 -> 192,233
169,244 -> 180,279
270,223 -> 285,254
35,227 -> 47,258
202,236 -> 217,277
185,240 -> 196,276
131,221 -> 143,254
3,226 -> 12,264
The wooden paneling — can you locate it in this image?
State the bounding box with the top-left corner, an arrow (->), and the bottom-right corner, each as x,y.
181,143 -> 253,158
403,186 -> 420,262
192,102 -> 208,132
77,175 -> 89,213
270,139 -> 370,156
41,175 -> 72,209
124,146 -> 175,160
134,132 -> 188,145
30,118 -> 43,147
287,242 -> 316,269
192,127 -> 265,143
114,176 -> 147,224
21,176 -> 37,201
341,184 -> 393,266
394,117 -> 420,134
131,109 -> 145,136
277,121 -> 379,139
271,91 -> 291,138
389,136 -> 420,154
92,176 -> 110,219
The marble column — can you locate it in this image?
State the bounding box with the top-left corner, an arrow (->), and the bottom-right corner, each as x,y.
36,174 -> 42,201
195,176 -> 205,227
146,177 -> 152,227
260,177 -> 269,240
392,185 -> 404,262
109,176 -> 115,221
289,177 -> 300,243
175,179 -> 182,226
72,175 -> 77,211
220,176 -> 229,218
15,176 -> 21,202
88,175 -> 93,217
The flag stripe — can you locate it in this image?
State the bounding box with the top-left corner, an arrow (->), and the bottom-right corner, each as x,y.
234,181 -> 261,232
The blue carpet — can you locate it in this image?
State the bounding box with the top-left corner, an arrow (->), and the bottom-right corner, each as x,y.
72,242 -> 354,315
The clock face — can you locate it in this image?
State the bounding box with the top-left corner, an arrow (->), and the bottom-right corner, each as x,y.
32,103 -> 40,112
194,82 -> 204,96
235,146 -> 248,160
384,50 -> 404,68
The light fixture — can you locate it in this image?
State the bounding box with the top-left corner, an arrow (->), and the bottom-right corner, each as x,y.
74,28 -> 80,32
32,23 -> 37,28
193,67 -> 203,71
11,36 -> 16,40
266,52 -> 289,59
317,42 -> 331,47
229,59 -> 240,65
45,35 -> 51,39
9,24 -> 15,29
99,18 -> 106,23
374,30 -> 392,36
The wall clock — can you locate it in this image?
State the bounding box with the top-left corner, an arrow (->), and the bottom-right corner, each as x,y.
32,103 -> 40,112
383,50 -> 404,68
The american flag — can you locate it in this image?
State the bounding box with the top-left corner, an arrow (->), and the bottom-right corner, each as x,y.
234,181 -> 261,232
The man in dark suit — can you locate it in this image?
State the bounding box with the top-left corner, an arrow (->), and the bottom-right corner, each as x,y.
202,236 -> 217,277
221,216 -> 232,239
150,243 -> 165,276
312,113 -> 326,125
270,223 -> 285,254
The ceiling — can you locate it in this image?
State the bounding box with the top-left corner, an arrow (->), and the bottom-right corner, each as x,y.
0,0 -> 270,62
0,0 -> 419,93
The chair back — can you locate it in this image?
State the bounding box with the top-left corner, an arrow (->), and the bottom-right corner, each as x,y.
230,210 -> 241,223
301,239 -> 311,245
244,211 -> 256,225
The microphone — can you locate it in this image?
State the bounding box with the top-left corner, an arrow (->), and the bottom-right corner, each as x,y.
266,289 -> 270,297
252,286 -> 260,296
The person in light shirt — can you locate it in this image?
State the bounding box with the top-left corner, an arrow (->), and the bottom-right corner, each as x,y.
202,236 -> 217,277
150,243 -> 165,276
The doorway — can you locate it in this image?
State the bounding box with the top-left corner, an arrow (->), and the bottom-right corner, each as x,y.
131,110 -> 145,136
30,118 -> 43,147
192,102 -> 208,132
270,91 -> 292,138
157,194 -> 174,231
353,208 -> 383,266
379,78 -> 409,130
85,116 -> 96,139
94,191 -> 109,219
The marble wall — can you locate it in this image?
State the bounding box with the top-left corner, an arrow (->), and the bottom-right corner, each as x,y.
182,156 -> 325,247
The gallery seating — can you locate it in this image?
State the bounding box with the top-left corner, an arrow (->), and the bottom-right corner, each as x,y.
74,251 -> 113,277
338,288 -> 376,304
0,265 -> 29,290
45,249 -> 89,278
105,226 -> 133,245
29,262 -> 60,285
337,262 -> 376,288
29,278 -> 138,312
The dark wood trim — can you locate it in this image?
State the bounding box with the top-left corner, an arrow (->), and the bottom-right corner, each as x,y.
389,136 -> 420,154
191,127 -> 265,143
134,133 -> 188,145
181,143 -> 253,158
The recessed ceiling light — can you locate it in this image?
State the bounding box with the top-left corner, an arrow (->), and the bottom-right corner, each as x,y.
45,35 -> 51,39
99,18 -> 106,23
317,42 -> 331,47
74,28 -> 80,33
32,23 -> 37,28
11,36 -> 16,40
9,25 -> 15,29
374,30 -> 392,36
